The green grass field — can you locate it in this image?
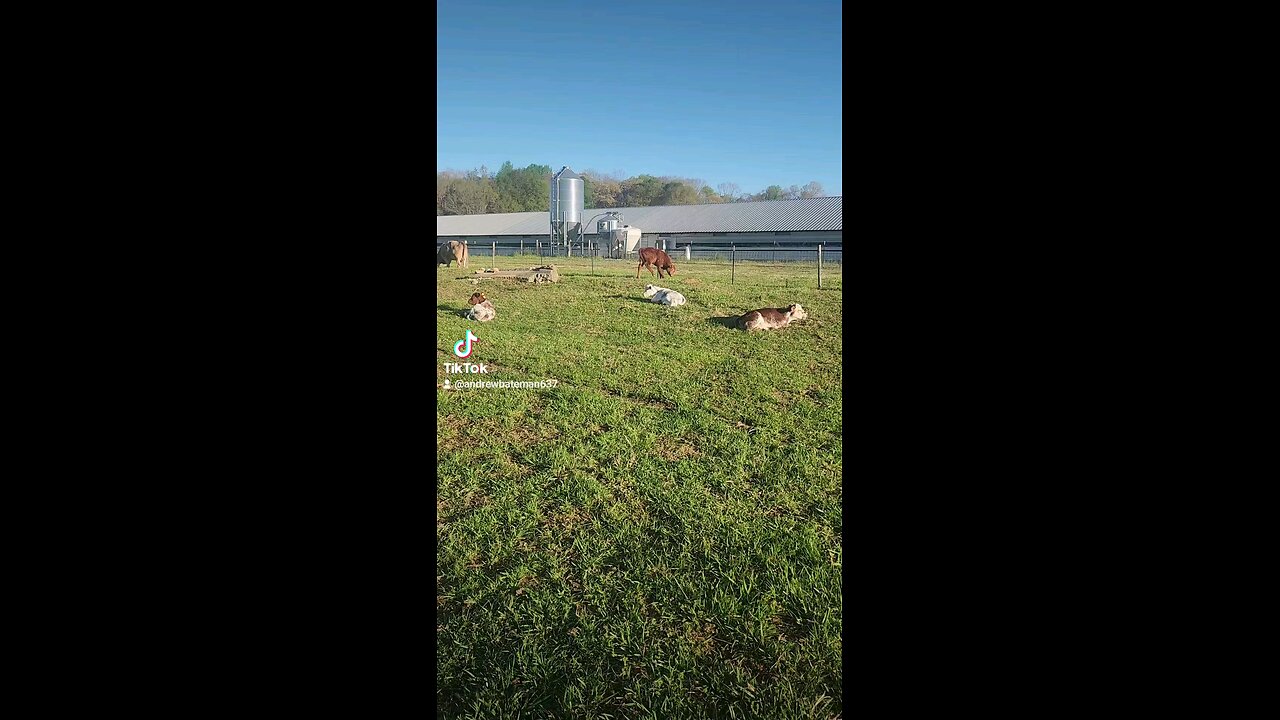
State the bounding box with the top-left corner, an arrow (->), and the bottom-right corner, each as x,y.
437,255 -> 842,719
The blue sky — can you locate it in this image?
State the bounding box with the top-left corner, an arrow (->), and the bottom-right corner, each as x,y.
437,0 -> 842,198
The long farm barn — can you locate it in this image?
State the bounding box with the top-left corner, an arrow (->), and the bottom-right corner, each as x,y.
437,196 -> 842,263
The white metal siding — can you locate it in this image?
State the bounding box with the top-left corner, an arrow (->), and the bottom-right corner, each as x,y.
437,197 -> 841,237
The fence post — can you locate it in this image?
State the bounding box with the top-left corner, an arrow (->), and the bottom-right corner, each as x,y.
731,244 -> 736,284
520,237 -> 524,256
685,244 -> 691,262
492,241 -> 496,262
817,245 -> 823,289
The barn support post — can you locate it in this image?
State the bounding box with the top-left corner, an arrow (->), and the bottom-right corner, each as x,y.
731,244 -> 736,285
817,244 -> 823,289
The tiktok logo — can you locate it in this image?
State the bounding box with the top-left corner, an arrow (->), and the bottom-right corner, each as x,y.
453,329 -> 478,358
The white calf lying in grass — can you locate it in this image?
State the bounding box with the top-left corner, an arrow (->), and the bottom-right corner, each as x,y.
643,284 -> 686,307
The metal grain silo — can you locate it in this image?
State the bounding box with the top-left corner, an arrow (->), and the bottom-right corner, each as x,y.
549,166 -> 584,251
597,212 -> 623,257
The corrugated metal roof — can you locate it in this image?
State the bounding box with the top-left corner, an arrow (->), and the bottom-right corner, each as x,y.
436,196 -> 842,236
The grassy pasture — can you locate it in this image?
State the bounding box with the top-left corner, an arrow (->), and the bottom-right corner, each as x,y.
437,255 -> 843,719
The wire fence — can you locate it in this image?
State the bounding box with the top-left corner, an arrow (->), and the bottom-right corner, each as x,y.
460,239 -> 841,262
451,240 -> 842,289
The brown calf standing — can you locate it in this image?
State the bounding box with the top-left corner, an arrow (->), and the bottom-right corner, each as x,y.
636,247 -> 677,279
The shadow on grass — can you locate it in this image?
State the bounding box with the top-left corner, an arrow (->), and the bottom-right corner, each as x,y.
437,303 -> 470,318
707,315 -> 742,329
603,294 -> 654,304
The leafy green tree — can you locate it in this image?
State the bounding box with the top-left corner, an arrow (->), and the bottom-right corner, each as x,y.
657,181 -> 701,205
620,175 -> 664,207
584,175 -> 621,208
436,171 -> 469,215
438,163 -> 828,214
496,163 -> 551,212
439,179 -> 497,215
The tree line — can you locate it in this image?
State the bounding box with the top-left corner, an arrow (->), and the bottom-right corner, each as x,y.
437,162 -> 826,216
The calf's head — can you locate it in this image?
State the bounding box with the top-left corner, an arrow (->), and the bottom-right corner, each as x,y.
787,303 -> 807,321
468,292 -> 487,306
643,285 -> 659,298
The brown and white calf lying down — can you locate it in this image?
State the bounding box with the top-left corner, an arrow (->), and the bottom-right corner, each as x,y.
739,303 -> 807,331
466,292 -> 496,322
